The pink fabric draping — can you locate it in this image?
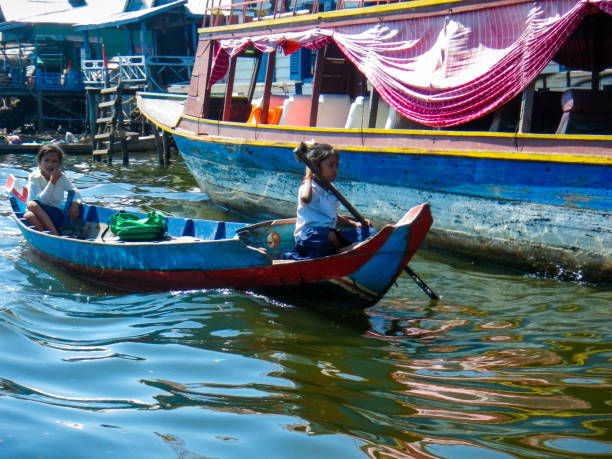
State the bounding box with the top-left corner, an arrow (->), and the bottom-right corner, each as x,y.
208,29 -> 333,87
594,0 -> 612,14
209,0 -> 611,127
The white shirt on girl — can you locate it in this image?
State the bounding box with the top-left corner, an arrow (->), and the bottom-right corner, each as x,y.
294,180 -> 338,241
27,169 -> 81,210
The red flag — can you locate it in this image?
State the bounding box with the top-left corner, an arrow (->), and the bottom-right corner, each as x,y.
281,40 -> 301,56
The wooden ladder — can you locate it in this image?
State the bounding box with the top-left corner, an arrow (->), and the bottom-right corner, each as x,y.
93,85 -> 134,164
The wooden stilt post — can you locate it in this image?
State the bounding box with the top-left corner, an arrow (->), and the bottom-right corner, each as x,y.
162,131 -> 171,165
120,133 -> 129,166
36,90 -> 44,134
153,125 -> 163,165
87,90 -> 97,146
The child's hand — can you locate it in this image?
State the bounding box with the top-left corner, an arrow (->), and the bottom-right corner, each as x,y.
50,169 -> 62,184
353,218 -> 370,228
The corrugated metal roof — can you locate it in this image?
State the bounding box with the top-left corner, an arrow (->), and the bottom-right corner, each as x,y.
0,0 -> 187,31
84,0 -> 128,14
184,0 -> 233,16
3,5 -> 103,26
0,0 -> 73,22
184,0 -> 208,15
74,0 -> 187,30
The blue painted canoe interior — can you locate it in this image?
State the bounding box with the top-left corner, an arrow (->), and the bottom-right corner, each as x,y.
10,196 -> 246,242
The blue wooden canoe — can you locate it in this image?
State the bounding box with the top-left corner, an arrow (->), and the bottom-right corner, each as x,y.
5,175 -> 432,310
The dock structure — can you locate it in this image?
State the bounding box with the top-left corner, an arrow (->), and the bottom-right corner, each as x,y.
93,84 -> 135,165
0,0 -> 202,146
83,54 -> 183,165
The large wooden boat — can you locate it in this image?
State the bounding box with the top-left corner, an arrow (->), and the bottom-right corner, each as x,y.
5,175 -> 432,310
137,0 -> 612,282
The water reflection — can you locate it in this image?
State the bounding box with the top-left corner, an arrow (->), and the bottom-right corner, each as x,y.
1,153 -> 611,458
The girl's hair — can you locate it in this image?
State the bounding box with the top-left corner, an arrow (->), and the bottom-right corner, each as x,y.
294,142 -> 338,169
37,143 -> 65,164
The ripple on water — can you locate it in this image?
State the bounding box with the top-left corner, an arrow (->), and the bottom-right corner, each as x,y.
1,154 -> 612,458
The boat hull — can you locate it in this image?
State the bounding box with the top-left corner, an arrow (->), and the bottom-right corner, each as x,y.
173,129 -> 611,282
6,175 -> 432,309
136,94 -> 612,282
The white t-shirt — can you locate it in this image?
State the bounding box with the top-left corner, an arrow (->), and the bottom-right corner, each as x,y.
294,180 -> 338,240
27,169 -> 81,210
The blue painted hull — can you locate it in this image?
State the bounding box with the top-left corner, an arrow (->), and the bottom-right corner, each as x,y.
136,93 -> 612,282
5,175 -> 432,309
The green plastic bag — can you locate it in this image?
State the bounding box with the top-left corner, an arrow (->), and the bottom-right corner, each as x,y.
109,211 -> 168,241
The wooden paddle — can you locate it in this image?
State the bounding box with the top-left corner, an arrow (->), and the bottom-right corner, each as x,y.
295,147 -> 439,300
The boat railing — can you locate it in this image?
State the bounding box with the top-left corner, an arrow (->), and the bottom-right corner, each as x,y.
82,55 -> 193,89
335,0 -> 403,8
144,56 -> 195,92
202,0 -> 415,25
202,0 -> 318,26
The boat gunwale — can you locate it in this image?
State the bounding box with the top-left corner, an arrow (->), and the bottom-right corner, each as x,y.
136,93 -> 612,166
6,176 -> 421,271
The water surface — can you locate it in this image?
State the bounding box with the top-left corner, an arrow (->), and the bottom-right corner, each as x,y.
1,152 -> 610,458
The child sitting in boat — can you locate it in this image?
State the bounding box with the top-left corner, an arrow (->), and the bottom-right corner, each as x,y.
284,142 -> 366,260
24,144 -> 82,236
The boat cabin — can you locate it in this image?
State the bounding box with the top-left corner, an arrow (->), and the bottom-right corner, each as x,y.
184,0 -> 612,136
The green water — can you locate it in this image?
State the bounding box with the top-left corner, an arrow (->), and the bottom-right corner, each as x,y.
0,152 -> 610,458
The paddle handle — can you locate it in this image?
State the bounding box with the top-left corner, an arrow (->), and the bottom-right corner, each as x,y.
403,265 -> 438,300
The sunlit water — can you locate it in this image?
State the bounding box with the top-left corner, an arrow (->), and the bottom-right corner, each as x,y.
1,151 -> 611,458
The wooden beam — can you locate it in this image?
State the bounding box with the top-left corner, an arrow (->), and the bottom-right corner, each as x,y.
518,81 -> 535,134
222,56 -> 237,121
247,51 -> 263,104
309,48 -> 325,127
368,88 -> 380,129
260,51 -> 276,124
